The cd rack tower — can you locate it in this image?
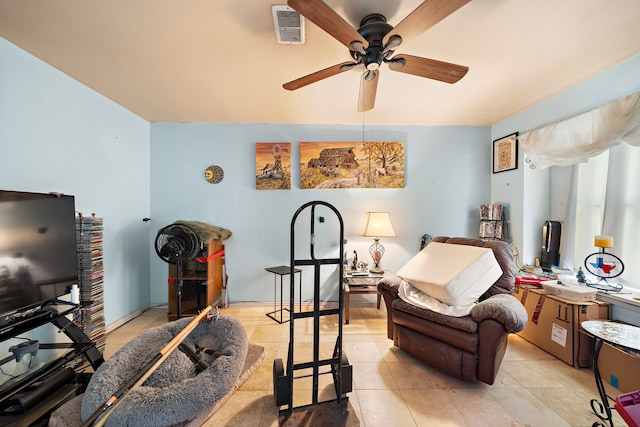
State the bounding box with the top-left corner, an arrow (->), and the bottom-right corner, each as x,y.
479,204 -> 506,241
75,214 -> 106,353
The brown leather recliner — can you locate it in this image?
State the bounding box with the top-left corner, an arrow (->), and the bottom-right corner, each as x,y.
377,236 -> 528,385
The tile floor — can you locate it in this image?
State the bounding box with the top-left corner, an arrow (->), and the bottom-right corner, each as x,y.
104,303 -> 625,427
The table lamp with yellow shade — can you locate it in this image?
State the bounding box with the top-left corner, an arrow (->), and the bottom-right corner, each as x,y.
584,234 -> 624,290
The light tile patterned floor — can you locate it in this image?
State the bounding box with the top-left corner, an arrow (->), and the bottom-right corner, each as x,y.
105,304 -> 625,427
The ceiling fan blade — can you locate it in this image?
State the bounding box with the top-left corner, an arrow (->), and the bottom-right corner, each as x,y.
388,54 -> 468,84
288,0 -> 367,49
383,0 -> 471,47
283,61 -> 356,91
358,70 -> 379,112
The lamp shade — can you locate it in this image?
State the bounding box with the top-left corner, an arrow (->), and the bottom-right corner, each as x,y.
359,212 -> 396,238
594,235 -> 614,248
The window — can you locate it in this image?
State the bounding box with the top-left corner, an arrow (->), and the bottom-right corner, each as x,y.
521,91 -> 640,287
571,144 -> 640,286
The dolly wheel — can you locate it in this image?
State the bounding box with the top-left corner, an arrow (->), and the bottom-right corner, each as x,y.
331,353 -> 352,395
273,358 -> 289,406
340,353 -> 353,394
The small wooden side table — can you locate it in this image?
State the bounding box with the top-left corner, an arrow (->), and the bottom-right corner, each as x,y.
343,274 -> 383,324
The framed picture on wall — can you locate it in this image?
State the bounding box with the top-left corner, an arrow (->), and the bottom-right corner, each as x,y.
493,132 -> 518,173
256,142 -> 291,190
299,141 -> 405,189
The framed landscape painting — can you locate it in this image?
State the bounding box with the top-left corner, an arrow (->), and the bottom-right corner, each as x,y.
256,142 -> 291,190
299,141 -> 404,189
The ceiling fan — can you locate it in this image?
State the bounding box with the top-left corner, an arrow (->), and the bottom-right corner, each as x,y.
282,0 -> 471,112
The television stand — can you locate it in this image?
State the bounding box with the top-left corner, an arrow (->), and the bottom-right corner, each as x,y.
0,301 -> 103,424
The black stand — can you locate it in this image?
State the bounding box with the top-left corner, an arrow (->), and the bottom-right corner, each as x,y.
175,258 -> 183,319
265,265 -> 302,324
590,338 -> 615,427
0,301 -> 103,424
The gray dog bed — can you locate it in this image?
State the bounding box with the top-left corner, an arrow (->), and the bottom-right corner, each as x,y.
50,314 -> 258,427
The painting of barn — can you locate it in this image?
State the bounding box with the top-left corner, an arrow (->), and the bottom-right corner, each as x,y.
300,142 -> 404,189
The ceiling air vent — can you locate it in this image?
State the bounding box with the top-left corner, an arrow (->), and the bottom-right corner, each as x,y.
272,5 -> 305,44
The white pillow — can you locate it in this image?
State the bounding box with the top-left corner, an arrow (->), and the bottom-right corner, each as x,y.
396,242 -> 502,306
398,280 -> 475,317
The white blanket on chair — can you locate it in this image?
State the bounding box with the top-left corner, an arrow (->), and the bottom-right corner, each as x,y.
398,279 -> 476,317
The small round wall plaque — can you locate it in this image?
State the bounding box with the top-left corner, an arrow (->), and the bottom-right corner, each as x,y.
204,165 -> 224,184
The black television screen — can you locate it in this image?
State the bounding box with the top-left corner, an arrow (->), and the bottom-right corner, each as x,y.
0,190 -> 78,318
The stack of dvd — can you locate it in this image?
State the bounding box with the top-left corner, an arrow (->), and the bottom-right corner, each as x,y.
76,215 -> 105,353
479,204 -> 506,240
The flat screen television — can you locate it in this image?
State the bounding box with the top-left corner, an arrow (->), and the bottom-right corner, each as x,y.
0,190 -> 78,322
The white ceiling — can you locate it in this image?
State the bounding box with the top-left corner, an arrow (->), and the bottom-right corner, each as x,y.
1,0 -> 639,126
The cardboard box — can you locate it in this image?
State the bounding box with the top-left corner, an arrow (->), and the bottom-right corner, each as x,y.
598,340 -> 640,393
514,285 -> 610,367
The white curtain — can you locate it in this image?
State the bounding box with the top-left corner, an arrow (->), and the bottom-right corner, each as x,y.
521,91 -> 640,169
601,143 -> 640,285
565,144 -> 640,286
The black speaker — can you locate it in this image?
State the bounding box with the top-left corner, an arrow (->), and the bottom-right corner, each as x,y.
541,220 -> 561,271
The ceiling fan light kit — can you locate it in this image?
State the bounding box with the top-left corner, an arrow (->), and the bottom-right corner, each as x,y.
283,0 -> 471,111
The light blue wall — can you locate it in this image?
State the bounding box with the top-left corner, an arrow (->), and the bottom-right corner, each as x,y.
0,37 -> 152,326
149,124 -> 491,304
491,55 -> 640,266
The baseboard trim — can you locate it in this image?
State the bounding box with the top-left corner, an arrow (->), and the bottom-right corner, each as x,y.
105,309 -> 143,334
